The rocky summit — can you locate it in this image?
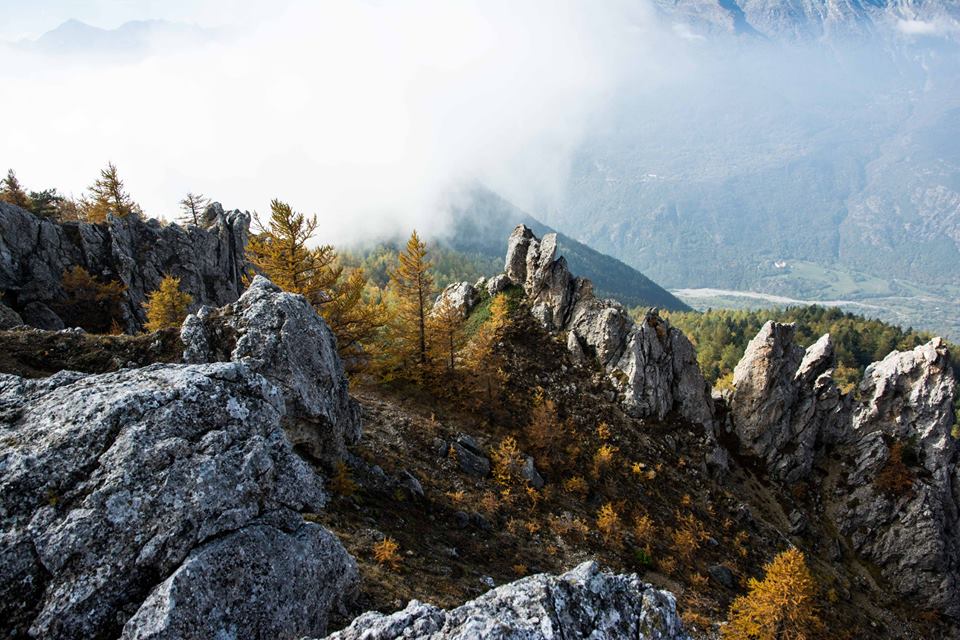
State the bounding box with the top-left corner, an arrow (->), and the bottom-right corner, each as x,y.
502,225 -> 715,429
181,275 -> 362,462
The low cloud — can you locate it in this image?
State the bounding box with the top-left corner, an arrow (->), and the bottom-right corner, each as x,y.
0,0 -> 671,245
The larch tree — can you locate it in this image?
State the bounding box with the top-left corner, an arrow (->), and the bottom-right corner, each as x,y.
0,169 -> 32,210
54,266 -> 127,334
723,547 -> 823,640
428,296 -> 466,375
83,162 -> 141,222
461,293 -> 510,418
320,267 -> 386,370
178,192 -> 210,227
247,199 -> 340,303
247,199 -> 384,365
143,275 -> 194,331
388,231 -> 434,372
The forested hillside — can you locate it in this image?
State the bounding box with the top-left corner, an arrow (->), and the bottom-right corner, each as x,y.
345,188 -> 689,311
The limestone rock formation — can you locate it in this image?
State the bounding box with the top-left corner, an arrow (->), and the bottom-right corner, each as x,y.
0,362 -> 358,640
433,281 -> 480,318
0,201 -> 250,332
181,276 -> 362,461
730,322 -> 848,482
501,225 -> 715,428
322,561 -> 687,640
834,338 -> 960,616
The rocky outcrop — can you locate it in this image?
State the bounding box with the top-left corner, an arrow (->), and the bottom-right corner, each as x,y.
433,281 -> 480,318
0,302 -> 22,329
834,338 -> 960,616
181,276 -> 362,461
0,201 -> 250,332
502,225 -> 715,428
323,561 -> 687,640
730,322 -> 849,482
0,362 -> 358,640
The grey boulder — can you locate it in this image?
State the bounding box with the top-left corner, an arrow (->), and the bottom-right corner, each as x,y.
0,302 -> 23,329
0,362 -> 357,640
322,561 -> 687,640
181,275 -> 362,462
433,282 -> 480,319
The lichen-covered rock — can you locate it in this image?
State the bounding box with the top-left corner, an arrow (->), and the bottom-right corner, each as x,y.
0,362 -> 358,640
0,201 -> 250,332
834,338 -> 960,616
181,276 -> 361,461
730,322 -> 849,482
322,561 -> 687,640
123,518 -> 357,640
433,282 -> 480,318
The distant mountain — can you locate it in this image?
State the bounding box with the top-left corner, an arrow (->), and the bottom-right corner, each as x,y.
652,0 -> 960,40
440,188 -> 690,311
18,19 -> 215,57
535,0 -> 960,338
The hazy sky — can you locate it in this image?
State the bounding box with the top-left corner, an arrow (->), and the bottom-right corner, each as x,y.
0,1 -> 280,39
0,0 -> 675,243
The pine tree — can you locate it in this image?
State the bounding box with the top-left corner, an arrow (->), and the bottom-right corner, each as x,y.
143,275 -> 194,331
461,293 -> 510,418
178,192 -> 210,227
0,169 -> 32,210
724,547 -> 823,640
383,231 -> 434,378
28,189 -> 64,219
83,162 -> 141,222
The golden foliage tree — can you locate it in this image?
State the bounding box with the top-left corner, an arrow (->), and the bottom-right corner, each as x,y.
724,547 -> 823,640
525,388 -> 568,470
247,199 -> 384,366
428,296 -> 466,375
143,275 -> 194,331
83,162 -> 141,222
321,268 -> 386,366
54,266 -> 127,333
247,199 -> 339,300
461,293 -> 510,416
0,169 -> 31,210
375,231 -> 434,382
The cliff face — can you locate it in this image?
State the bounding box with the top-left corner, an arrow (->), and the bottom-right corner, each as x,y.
729,324 -> 960,618
0,202 -> 250,332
